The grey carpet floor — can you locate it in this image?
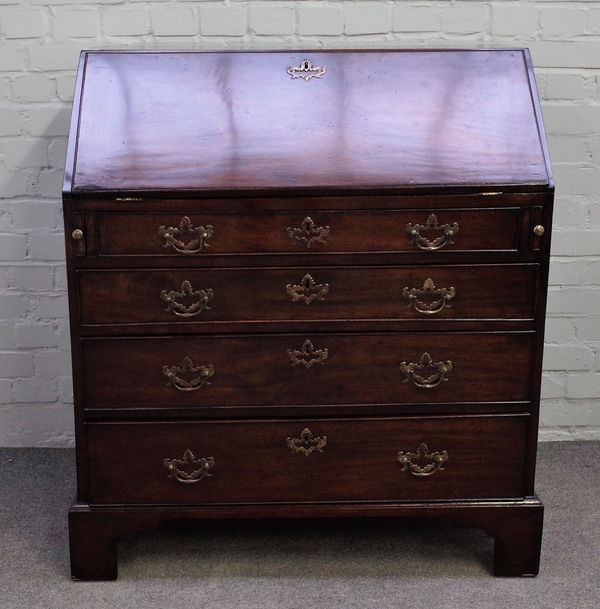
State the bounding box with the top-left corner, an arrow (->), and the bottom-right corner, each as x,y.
0,442 -> 598,609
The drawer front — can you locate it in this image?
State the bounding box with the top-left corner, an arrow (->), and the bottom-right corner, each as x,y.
78,264 -> 538,326
85,415 -> 529,504
82,332 -> 534,408
96,208 -> 521,256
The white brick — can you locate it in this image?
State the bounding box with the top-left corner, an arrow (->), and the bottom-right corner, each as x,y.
549,260 -> 585,286
103,9 -> 149,36
529,41 -> 600,69
0,352 -> 34,377
392,5 -> 441,32
38,168 -> 64,197
13,377 -> 57,403
298,7 -> 343,36
1,139 -> 49,168
250,7 -> 294,36
442,5 -> 486,35
29,42 -> 83,71
584,261 -> 600,285
543,106 -> 600,136
541,374 -> 565,399
27,106 -> 70,137
553,167 -> 600,196
56,74 -> 75,102
0,107 -> 22,136
577,318 -> 600,341
547,287 -> 600,315
540,8 -> 586,38
566,373 -> 600,399
36,294 -> 68,318
0,166 -> 30,198
54,265 -> 67,290
552,196 -> 590,228
547,136 -> 588,164
151,7 -> 197,36
11,202 -> 59,230
493,5 -> 538,37
29,234 -> 65,261
551,231 -> 600,256
0,323 -> 15,348
345,5 -> 389,35
53,8 -> 97,38
11,265 -> 54,291
15,324 -> 57,349
541,402 -> 600,427
0,233 -> 26,260
48,138 -> 67,169
0,380 -> 11,404
1,8 -> 46,38
545,318 -> 575,343
200,8 -> 246,36
0,293 -> 27,318
58,376 -> 73,403
12,74 -> 56,102
34,350 -> 70,378
543,345 -> 594,370
590,9 -> 600,35
544,74 -> 591,101
0,44 -> 27,71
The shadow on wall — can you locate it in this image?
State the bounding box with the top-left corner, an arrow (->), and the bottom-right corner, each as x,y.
0,105 -> 75,447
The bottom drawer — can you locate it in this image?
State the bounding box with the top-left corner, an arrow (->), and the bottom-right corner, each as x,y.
85,415 -> 529,505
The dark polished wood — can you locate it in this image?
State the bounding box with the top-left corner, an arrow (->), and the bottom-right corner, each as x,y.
81,332 -> 535,408
68,50 -> 550,195
96,208 -> 522,256
85,415 -> 528,504
64,49 -> 552,580
77,264 -> 538,326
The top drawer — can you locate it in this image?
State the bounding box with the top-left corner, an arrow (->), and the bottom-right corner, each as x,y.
95,208 -> 522,257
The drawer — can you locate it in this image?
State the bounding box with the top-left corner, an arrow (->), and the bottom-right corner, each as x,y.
81,332 -> 534,409
85,415 -> 529,504
77,264 -> 538,326
95,208 -> 522,256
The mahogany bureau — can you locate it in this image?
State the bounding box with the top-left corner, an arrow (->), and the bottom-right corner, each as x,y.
63,49 -> 553,579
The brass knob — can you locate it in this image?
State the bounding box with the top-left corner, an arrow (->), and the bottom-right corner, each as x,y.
71,229 -> 84,240
533,225 -> 545,237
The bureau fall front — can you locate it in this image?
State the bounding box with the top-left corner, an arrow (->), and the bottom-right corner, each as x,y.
63,49 -> 553,579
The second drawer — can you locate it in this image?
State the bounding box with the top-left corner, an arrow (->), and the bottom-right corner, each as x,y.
77,264 -> 539,326
81,331 -> 535,408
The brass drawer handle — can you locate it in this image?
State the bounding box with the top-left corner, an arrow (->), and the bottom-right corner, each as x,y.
397,443 -> 448,477
286,273 -> 329,305
287,216 -> 330,248
399,352 -> 453,388
162,356 -> 214,391
160,280 -> 214,318
287,427 -> 327,456
288,339 -> 328,369
158,216 -> 213,254
405,214 -> 459,251
402,278 -> 455,315
164,449 -> 215,484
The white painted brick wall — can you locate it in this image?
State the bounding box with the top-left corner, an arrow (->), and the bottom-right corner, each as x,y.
0,1 -> 599,447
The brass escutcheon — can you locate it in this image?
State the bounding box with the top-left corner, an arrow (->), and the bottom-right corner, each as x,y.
286,273 -> 329,305
287,338 -> 328,369
286,427 -> 327,456
287,216 -> 330,248
286,59 -> 327,81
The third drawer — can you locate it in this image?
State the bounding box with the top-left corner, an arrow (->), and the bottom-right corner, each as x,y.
81,331 -> 535,408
